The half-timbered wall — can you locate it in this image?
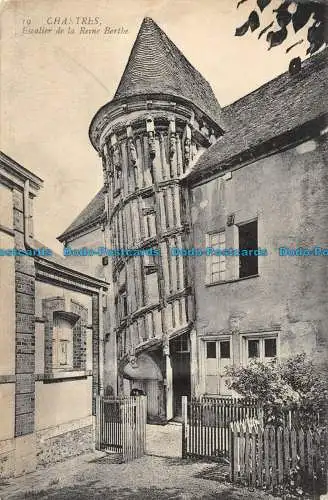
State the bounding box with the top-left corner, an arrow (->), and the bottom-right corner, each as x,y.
100,113 -> 208,367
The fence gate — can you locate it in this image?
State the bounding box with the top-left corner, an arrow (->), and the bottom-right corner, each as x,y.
96,396 -> 147,462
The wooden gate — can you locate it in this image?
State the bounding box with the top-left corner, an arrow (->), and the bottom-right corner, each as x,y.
96,396 -> 147,462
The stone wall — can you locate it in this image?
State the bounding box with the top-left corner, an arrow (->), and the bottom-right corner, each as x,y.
36,419 -> 94,468
14,188 -> 36,436
92,294 -> 99,412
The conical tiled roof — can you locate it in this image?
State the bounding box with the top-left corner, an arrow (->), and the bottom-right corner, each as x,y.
113,17 -> 221,125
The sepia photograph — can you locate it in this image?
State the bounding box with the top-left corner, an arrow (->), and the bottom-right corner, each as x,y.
0,0 -> 327,498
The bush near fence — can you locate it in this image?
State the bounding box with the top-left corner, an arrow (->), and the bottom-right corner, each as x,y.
182,396 -> 327,495
230,421 -> 328,497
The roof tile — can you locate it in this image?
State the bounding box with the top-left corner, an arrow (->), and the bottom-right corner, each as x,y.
186,49 -> 328,182
114,17 -> 222,125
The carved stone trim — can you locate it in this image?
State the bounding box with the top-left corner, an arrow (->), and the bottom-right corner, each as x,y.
90,94 -> 224,152
184,138 -> 191,167
128,137 -> 138,166
35,262 -> 108,294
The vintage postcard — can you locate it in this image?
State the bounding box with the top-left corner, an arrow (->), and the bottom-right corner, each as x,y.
0,0 -> 327,498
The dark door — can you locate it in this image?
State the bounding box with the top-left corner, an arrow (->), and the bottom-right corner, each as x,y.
171,334 -> 191,418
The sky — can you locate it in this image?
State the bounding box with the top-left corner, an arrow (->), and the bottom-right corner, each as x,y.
1,0 -> 314,251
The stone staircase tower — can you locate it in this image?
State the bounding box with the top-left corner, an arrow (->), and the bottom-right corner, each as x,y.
89,17 -> 223,420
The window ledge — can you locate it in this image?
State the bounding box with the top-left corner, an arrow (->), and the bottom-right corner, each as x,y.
36,370 -> 92,382
205,274 -> 259,287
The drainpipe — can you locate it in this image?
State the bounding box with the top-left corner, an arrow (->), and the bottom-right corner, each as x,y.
23,179 -> 36,249
98,287 -> 104,396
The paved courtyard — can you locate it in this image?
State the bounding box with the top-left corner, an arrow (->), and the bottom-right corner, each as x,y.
146,422 -> 182,457
0,451 -> 279,500
0,424 -> 280,499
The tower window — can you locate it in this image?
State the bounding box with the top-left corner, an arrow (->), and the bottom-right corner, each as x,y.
116,284 -> 128,321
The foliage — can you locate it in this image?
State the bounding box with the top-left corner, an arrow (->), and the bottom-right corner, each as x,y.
225,353 -> 328,426
235,0 -> 327,68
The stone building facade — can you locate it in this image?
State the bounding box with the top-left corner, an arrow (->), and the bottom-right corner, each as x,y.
185,51 -> 328,397
0,152 -> 108,478
60,18 -> 327,419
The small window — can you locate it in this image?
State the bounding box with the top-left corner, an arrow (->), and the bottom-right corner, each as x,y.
142,194 -> 155,212
59,340 -> 68,365
239,220 -> 258,278
265,338 -> 277,358
142,195 -> 156,238
206,342 -> 217,359
172,334 -> 190,353
113,167 -> 122,195
248,339 -> 260,359
122,294 -> 128,317
207,231 -> 226,283
42,298 -> 87,373
143,252 -> 157,270
52,315 -> 74,370
245,336 -> 277,363
144,271 -> 159,305
220,341 -> 230,359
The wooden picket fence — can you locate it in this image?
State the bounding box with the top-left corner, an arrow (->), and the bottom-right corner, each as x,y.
182,396 -> 261,460
230,421 -> 328,494
96,396 -> 147,462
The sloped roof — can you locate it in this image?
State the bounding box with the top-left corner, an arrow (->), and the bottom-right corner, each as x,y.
33,238 -> 85,272
185,49 -> 328,183
113,17 -> 222,126
57,187 -> 105,242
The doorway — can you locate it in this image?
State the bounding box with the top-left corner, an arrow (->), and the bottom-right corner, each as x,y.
204,338 -> 232,395
170,334 -> 191,419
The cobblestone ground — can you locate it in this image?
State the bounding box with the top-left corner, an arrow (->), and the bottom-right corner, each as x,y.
0,452 -> 279,500
0,424 -> 280,499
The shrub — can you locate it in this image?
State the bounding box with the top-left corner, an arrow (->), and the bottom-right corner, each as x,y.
225,353 -> 328,427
